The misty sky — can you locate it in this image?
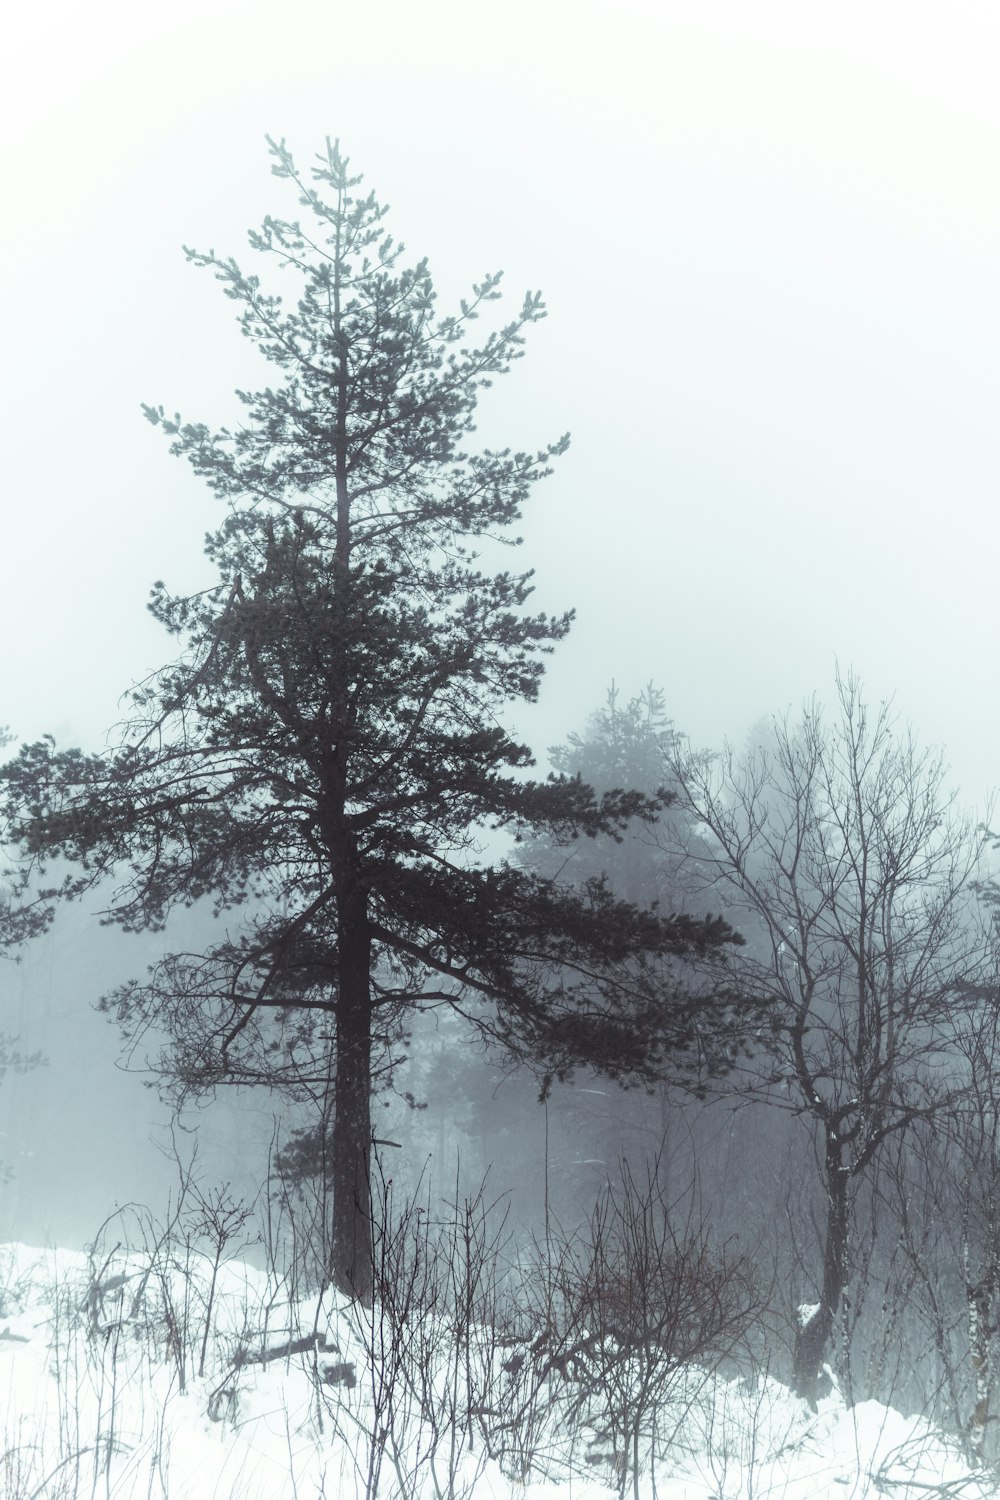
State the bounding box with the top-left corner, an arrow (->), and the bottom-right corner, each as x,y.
3,0 -> 999,802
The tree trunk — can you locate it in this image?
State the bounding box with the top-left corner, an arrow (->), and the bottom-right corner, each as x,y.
329,888 -> 374,1304
794,1136 -> 850,1408
326,257 -> 375,1303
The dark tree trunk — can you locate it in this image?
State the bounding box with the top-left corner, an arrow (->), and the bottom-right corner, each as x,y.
325,257 -> 376,1303
793,1135 -> 850,1408
329,884 -> 374,1304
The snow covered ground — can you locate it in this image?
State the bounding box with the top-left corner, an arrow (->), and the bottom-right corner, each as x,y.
0,1239 -> 990,1500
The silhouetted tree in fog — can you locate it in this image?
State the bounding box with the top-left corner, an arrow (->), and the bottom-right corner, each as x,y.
664,673 -> 997,1405
0,140 -> 747,1302
516,684 -> 733,1201
523,684 -> 684,907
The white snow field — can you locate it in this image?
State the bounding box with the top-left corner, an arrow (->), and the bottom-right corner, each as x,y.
0,1238 -> 990,1500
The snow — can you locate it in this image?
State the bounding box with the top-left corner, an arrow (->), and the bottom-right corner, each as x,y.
796,1301 -> 821,1329
0,1240 -> 990,1500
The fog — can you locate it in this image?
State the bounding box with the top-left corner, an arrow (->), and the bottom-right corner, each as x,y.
2,0 -> 999,1424
5,2 -> 999,786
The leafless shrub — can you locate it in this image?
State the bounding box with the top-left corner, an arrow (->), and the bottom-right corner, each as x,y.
544,1158 -> 763,1499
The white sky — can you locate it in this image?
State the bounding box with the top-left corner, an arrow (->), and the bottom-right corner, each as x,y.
3,0 -> 999,802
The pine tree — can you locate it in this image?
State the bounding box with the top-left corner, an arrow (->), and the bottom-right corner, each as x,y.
523,683 -> 688,907
516,685 -> 728,1195
1,140 -> 744,1301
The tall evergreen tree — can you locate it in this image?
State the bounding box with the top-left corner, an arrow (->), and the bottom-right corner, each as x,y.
1,140 -> 744,1300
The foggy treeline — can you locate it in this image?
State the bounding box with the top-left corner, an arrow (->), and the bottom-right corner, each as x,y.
389,673 -> 1000,1441
8,673 -> 1000,1459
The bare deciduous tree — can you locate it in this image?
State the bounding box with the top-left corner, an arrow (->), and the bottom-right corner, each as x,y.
664,672 -> 996,1405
